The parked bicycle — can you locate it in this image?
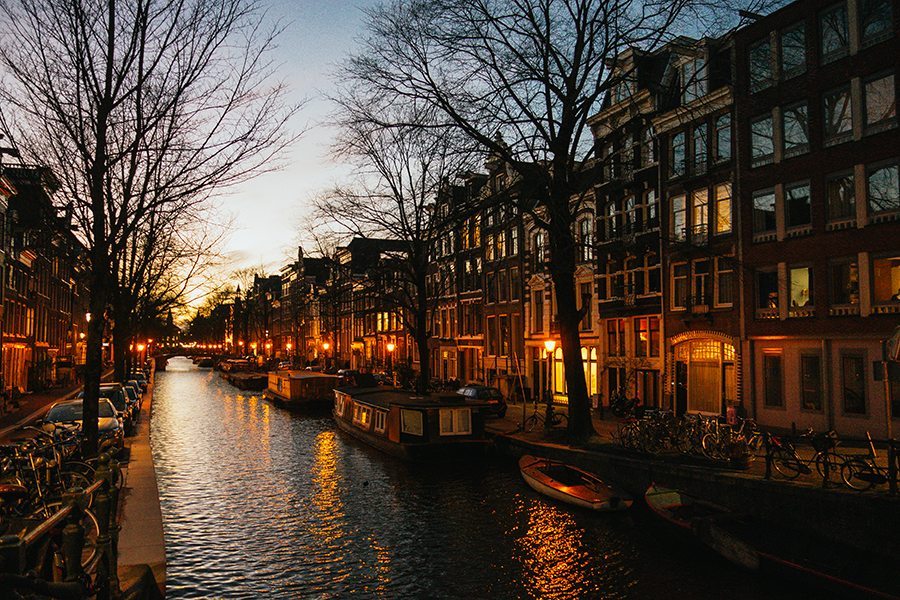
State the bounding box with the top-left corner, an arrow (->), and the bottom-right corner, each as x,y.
841,431 -> 891,491
523,395 -> 568,433
767,429 -> 845,481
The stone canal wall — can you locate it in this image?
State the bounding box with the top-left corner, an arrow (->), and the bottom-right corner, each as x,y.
495,435 -> 900,560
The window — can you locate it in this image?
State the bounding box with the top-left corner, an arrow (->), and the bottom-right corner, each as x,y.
841,355 -> 866,414
800,355 -> 823,411
681,57 -> 707,103
785,182 -> 811,228
508,226 -> 520,256
580,283 -> 592,330
642,127 -> 656,165
334,393 -> 347,417
439,408 -> 471,436
647,254 -> 661,294
533,232 -> 546,269
715,257 -> 734,306
868,163 -> 900,214
823,87 -> 852,145
578,219 -> 594,261
714,184 -> 732,234
757,269 -> 779,310
764,354 -> 783,407
714,114 -> 731,162
782,103 -> 809,157
352,403 -> 372,427
532,290 -> 544,332
670,132 -> 686,177
691,189 -> 708,242
830,259 -> 859,305
751,115 -> 774,166
826,172 -> 855,221
607,319 -> 625,356
752,190 -> 776,234
604,201 -> 621,240
635,317 -> 649,357
864,74 -> 896,131
693,123 -> 707,173
510,267 -> 520,300
693,260 -> 710,306
498,270 -> 509,302
673,263 -> 689,309
780,24 -> 806,78
671,194 -> 686,241
374,410 -> 387,433
859,0 -> 893,46
872,256 -> 900,304
749,38 -> 773,92
789,266 -> 813,309
645,190 -> 659,229
819,3 -> 849,63
624,196 -> 640,234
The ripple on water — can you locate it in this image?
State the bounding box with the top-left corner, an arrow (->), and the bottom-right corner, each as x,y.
152,357 -> 798,599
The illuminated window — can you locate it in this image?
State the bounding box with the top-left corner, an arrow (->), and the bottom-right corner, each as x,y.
714,184 -> 732,234
400,409 -> 423,436
439,408 -> 471,436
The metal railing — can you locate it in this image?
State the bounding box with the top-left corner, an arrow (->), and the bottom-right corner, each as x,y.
0,453 -> 122,599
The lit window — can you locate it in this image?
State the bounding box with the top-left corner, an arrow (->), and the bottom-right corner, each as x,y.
819,3 -> 849,63
691,189 -> 708,242
872,256 -> 900,305
782,103 -> 809,157
439,408 -> 471,436
823,86 -> 852,145
864,74 -> 896,131
789,266 -> 813,309
752,190 -> 776,233
826,172 -> 856,221
867,163 -> 900,214
374,410 -> 387,433
780,24 -> 806,78
785,182 -> 811,228
751,115 -> 774,166
749,38 -> 773,92
859,0 -> 893,46
401,409 -> 423,435
714,183 -> 732,234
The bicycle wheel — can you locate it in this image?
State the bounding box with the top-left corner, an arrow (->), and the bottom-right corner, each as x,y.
30,502 -> 100,570
524,414 -> 540,434
551,414 -> 568,430
700,433 -> 720,460
814,453 -> 844,481
840,458 -> 876,491
771,448 -> 804,479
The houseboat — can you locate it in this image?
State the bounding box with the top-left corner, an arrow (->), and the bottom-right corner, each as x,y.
265,370 -> 341,407
333,387 -> 493,460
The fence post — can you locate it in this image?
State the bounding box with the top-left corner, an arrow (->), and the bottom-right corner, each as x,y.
889,441 -> 898,496
61,490 -> 85,585
94,454 -> 112,600
763,432 -> 772,480
108,455 -> 122,597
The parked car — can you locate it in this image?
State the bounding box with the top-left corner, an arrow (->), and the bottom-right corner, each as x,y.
456,385 -> 508,418
122,384 -> 141,415
129,371 -> 149,392
125,380 -> 143,405
43,398 -> 124,451
77,384 -> 135,434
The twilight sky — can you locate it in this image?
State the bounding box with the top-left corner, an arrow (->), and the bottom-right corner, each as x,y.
215,0 -> 379,276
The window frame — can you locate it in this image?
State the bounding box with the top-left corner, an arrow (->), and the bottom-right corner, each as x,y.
800,354 -> 824,412
819,2 -> 850,64
763,353 -> 784,408
750,114 -> 775,167
780,23 -> 807,80
823,85 -> 853,146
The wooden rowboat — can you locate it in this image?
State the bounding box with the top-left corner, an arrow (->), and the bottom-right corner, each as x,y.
518,455 -> 632,511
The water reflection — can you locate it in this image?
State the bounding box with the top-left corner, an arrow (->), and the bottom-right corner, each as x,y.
152,357 -> 796,599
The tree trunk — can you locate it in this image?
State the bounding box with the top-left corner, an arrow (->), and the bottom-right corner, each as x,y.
547,185 -> 596,442
82,258 -> 107,458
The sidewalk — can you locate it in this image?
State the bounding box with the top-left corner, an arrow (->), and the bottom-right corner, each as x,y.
117,374 -> 166,597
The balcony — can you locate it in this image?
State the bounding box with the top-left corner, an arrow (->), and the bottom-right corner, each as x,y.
829,304 -> 860,316
755,307 -> 778,320
788,305 -> 815,318
873,303 -> 900,314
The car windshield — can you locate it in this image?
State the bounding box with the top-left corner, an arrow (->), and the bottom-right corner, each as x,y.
99,389 -> 127,410
123,387 -> 137,400
47,401 -> 115,421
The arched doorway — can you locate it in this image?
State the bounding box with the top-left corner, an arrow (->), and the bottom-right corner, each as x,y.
673,338 -> 737,415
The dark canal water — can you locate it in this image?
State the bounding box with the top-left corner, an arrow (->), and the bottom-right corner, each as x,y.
152,357 -> 796,599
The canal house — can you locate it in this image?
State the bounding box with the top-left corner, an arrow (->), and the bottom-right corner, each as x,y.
332,387 -> 493,459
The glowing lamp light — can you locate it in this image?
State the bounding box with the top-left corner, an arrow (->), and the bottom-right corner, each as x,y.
250,342 -> 257,349
79,332 -> 86,339
543,339 -> 557,355
265,342 -> 272,349
322,341 -> 330,351
148,338 -> 154,344
286,343 -> 293,351
386,342 -> 396,353
85,312 -> 92,322
137,343 -> 146,352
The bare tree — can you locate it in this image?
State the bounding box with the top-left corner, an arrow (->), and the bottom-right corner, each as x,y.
313,107 -> 475,392
342,0 -> 766,440
0,0 -> 298,454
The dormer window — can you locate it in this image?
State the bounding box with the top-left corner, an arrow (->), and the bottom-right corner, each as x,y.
612,73 -> 637,103
680,57 -> 707,103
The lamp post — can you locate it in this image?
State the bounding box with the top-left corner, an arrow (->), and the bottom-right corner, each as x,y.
286,342 -> 293,364
322,341 -> 330,370
386,341 -> 396,382
543,339 -> 557,428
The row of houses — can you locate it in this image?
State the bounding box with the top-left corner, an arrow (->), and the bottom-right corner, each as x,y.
0,164 -> 91,404
230,0 -> 898,437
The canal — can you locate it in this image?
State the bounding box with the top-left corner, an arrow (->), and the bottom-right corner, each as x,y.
152,357 -> 797,599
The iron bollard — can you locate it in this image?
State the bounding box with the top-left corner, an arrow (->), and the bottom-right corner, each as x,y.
889,441 -> 898,496
763,432 -> 772,480
821,445 -> 830,488
94,454 -> 112,600
108,456 -> 121,597
60,491 -> 85,584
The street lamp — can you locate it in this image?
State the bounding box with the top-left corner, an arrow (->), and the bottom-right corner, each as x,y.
386,341 -> 396,380
543,339 -> 556,403
322,341 -> 330,370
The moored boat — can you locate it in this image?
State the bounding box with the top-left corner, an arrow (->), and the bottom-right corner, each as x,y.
519,455 -> 632,511
265,370 -> 341,406
332,386 -> 492,460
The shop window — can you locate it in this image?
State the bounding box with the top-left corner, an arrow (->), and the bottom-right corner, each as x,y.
872,256 -> 900,305
819,3 -> 849,63
841,355 -> 866,414
859,0 -> 893,46
785,182 -> 811,228
782,102 -> 809,157
867,163 -> 900,214
670,132 -> 686,178
756,269 -> 779,311
764,354 -> 783,407
749,38 -> 773,92
830,259 -> 859,305
801,355 -> 823,411
752,190 -> 776,234
750,115 -> 774,166
864,74 -> 896,132
823,86 -> 852,146
789,266 -> 813,310
672,263 -> 689,310
714,114 -> 731,162
826,172 -> 855,221
780,23 -> 806,78
714,184 -> 732,234
715,257 -> 734,307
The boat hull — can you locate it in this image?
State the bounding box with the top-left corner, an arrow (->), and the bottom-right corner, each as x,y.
519,456 -> 632,511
